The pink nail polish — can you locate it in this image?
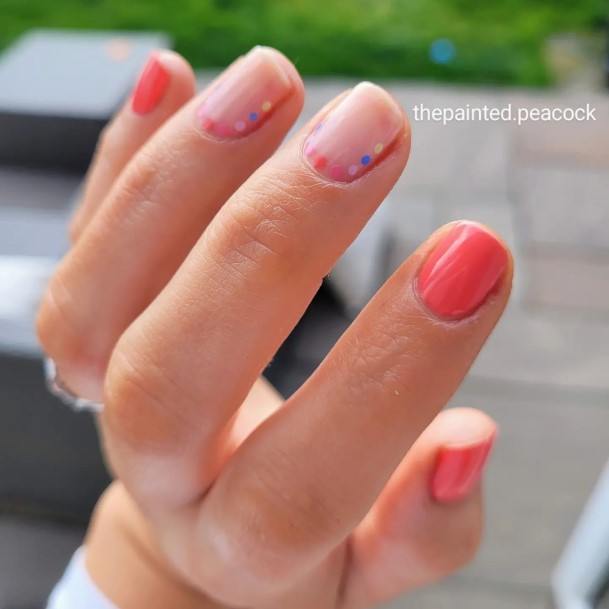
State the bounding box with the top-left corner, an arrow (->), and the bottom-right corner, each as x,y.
303,82 -> 403,183
196,47 -> 293,139
131,53 -> 170,115
417,222 -> 508,320
431,435 -> 495,503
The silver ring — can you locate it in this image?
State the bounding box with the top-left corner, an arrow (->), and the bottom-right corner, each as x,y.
43,357 -> 104,413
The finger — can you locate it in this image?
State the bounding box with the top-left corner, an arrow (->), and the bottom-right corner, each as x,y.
70,50 -> 196,242
100,82 -> 410,506
341,407 -> 496,609
37,46 -> 304,400
193,222 -> 511,604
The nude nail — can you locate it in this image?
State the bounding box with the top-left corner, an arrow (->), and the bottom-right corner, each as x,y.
303,82 -> 404,183
196,47 -> 293,139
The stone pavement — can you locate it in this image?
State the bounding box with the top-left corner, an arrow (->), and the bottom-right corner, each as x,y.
278,79 -> 609,608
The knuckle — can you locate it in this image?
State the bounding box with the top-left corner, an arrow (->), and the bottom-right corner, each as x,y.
203,456 -> 338,595
103,337 -> 196,451
36,272 -> 87,366
215,179 -> 309,285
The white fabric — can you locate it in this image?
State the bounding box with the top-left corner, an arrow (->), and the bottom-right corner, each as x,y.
47,547 -> 117,609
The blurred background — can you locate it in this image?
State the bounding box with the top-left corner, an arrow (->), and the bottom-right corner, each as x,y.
0,1 -> 608,608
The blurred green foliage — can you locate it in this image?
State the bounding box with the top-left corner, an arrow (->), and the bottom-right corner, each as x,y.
0,0 -> 606,85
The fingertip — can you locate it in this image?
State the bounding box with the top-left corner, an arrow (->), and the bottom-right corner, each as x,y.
155,49 -> 197,101
431,407 -> 498,449
253,46 -> 305,101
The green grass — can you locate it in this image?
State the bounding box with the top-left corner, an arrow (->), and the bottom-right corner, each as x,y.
0,0 -> 606,85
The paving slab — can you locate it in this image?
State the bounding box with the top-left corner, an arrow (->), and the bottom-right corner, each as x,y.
524,252 -> 609,316
383,576 -> 547,609
449,386 -> 609,589
470,309 -> 609,392
514,166 -> 609,254
510,90 -> 609,169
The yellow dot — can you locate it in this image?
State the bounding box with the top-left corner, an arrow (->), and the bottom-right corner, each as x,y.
262,101 -> 272,112
374,142 -> 383,154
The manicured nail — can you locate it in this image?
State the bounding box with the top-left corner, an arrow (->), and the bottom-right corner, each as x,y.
304,82 -> 403,182
431,435 -> 495,503
131,53 -> 170,115
196,47 -> 293,139
416,222 -> 508,320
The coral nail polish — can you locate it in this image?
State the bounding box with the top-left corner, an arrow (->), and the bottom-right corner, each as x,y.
303,82 -> 404,183
431,435 -> 495,503
196,47 -> 293,139
131,53 -> 170,115
416,222 -> 508,320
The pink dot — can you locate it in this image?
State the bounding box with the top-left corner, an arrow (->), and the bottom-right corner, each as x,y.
201,117 -> 215,132
304,142 -> 316,157
348,164 -> 358,176
235,120 -> 246,132
215,122 -> 233,137
329,165 -> 345,180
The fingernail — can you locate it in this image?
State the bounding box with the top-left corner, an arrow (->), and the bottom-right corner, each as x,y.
416,222 -> 508,320
431,435 -> 495,503
304,82 -> 404,182
196,47 -> 293,139
131,53 -> 170,115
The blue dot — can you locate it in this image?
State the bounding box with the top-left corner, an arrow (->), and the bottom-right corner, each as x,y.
430,39 -> 456,64
249,112 -> 258,121
361,154 -> 371,165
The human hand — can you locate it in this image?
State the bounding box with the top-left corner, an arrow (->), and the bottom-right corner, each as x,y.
38,47 -> 512,609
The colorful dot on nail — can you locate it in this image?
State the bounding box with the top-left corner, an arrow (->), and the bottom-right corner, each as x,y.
201,117 -> 215,132
216,122 -> 233,137
374,143 -> 383,154
348,164 -> 358,176
249,112 -> 258,121
330,165 -> 346,180
313,155 -> 328,170
262,101 -> 272,112
361,154 -> 371,165
235,120 -> 246,132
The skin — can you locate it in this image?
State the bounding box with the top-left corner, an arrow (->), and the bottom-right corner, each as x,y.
37,48 -> 512,609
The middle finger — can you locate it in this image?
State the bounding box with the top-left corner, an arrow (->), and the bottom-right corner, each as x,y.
37,46 -> 303,400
